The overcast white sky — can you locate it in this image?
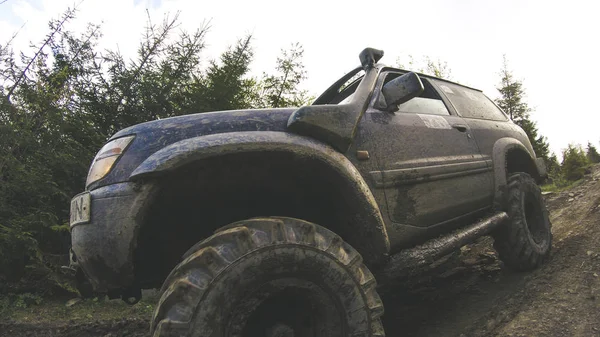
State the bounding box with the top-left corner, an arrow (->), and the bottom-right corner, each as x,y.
1,0 -> 599,157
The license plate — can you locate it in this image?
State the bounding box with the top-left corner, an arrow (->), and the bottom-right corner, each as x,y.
70,192 -> 91,227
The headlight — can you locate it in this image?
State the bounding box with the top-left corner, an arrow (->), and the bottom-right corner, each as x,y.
86,136 -> 135,187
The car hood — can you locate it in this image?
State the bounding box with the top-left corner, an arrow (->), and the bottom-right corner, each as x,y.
111,108 -> 296,141
94,108 -> 296,188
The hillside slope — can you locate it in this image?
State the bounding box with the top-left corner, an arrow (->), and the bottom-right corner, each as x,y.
384,164 -> 600,336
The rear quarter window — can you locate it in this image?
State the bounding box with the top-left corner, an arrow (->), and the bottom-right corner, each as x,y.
433,80 -> 507,121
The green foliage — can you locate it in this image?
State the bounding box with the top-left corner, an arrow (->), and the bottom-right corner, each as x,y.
202,36 -> 257,111
586,142 -> 600,163
13,293 -> 43,308
424,57 -> 452,80
0,293 -> 157,324
494,57 -> 595,187
495,55 -> 529,121
516,118 -> 550,160
495,55 -> 550,162
0,8 -> 310,287
1,9 -> 107,279
561,144 -> 590,181
543,143 -> 598,191
0,225 -> 40,281
0,293 -> 43,315
256,43 -> 312,108
546,153 -> 561,177
541,176 -> 584,193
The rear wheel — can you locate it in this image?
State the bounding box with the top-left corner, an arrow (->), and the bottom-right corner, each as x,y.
151,217 -> 385,337
493,173 -> 552,271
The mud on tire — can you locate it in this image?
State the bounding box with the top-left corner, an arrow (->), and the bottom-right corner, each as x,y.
150,217 -> 385,337
493,173 -> 552,271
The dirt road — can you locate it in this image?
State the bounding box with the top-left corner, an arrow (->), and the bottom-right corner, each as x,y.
3,166 -> 600,337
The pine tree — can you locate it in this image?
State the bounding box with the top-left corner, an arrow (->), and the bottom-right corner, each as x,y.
562,144 -> 589,181
586,142 -> 600,163
495,55 -> 550,160
203,35 -> 256,112
546,153 -> 561,177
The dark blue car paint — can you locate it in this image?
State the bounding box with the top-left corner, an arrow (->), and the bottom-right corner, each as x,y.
71,59 -> 547,296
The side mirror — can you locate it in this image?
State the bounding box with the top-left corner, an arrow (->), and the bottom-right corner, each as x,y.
381,72 -> 424,112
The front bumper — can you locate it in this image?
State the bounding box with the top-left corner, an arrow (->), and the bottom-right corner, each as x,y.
70,182 -> 155,293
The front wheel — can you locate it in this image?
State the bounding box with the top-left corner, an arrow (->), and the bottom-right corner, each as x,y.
493,173 -> 552,271
151,217 -> 385,337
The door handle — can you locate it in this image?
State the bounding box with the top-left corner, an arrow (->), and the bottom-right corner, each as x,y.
452,124 -> 468,132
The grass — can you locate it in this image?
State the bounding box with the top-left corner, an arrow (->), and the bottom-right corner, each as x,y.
541,178 -> 585,193
0,292 -> 158,324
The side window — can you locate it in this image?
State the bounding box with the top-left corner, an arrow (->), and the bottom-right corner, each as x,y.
379,72 -> 450,116
397,97 -> 449,116
433,80 -> 508,121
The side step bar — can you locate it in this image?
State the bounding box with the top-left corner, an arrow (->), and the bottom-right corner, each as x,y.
378,212 -> 508,283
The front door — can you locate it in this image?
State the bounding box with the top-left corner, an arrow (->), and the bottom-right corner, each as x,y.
360,73 -> 493,247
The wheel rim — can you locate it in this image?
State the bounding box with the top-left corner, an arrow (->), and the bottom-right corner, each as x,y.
523,192 -> 547,246
226,278 -> 344,337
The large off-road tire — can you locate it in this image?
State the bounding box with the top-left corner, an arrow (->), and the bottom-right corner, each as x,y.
493,173 -> 552,271
150,217 -> 385,337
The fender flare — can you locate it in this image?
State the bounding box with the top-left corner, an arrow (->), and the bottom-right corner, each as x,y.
130,131 -> 390,263
492,137 -> 541,207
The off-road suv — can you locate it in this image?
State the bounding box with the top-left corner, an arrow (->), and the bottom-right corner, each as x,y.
69,48 -> 552,337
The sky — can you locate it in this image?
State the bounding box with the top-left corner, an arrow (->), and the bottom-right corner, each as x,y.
1,0 -> 599,158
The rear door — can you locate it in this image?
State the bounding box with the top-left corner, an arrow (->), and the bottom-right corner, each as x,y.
431,80 -> 535,161
363,72 -> 493,234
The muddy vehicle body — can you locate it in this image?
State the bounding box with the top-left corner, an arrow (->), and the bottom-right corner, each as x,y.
69,48 -> 552,336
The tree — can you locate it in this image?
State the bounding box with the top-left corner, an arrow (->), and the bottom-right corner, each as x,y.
424,57 -> 452,79
495,55 -> 528,121
586,142 -> 600,163
0,8 -> 259,286
396,55 -> 452,79
0,3 -> 322,287
546,153 -> 561,176
495,55 -> 550,161
257,43 -> 311,108
0,7 -> 91,280
396,55 -> 422,72
561,144 -> 589,181
201,35 -> 256,112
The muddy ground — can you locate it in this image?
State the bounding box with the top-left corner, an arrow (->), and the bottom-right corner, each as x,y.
2,167 -> 600,337
382,166 -> 600,337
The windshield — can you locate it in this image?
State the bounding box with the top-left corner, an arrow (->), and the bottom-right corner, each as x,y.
339,93 -> 355,104
311,68 -> 365,105
334,71 -> 364,104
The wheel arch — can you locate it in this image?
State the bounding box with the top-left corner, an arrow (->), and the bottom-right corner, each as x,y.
492,137 -> 542,208
130,131 -> 390,287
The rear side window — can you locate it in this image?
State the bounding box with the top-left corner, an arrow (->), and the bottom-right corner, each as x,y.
433,80 -> 507,121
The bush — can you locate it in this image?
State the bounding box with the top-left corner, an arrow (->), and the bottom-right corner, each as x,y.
0,225 -> 40,282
